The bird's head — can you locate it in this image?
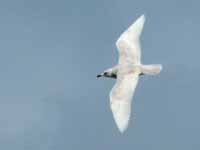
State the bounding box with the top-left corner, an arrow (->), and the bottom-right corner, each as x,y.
97,68 -> 117,79
96,71 -> 109,78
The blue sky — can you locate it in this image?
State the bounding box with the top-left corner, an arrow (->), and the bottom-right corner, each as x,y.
0,0 -> 200,149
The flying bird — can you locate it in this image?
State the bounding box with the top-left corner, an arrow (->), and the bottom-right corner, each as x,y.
97,15 -> 162,133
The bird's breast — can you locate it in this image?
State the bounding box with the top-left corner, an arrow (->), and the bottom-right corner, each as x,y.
117,64 -> 141,75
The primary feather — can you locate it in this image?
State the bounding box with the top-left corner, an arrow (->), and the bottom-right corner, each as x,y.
116,15 -> 145,65
110,73 -> 139,132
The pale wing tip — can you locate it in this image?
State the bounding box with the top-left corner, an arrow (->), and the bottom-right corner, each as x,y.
117,120 -> 129,133
138,14 -> 146,23
111,102 -> 130,133
125,14 -> 146,39
133,14 -> 146,28
116,14 -> 146,45
113,113 -> 129,133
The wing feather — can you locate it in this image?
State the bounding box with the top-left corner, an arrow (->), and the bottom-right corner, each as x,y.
110,73 -> 139,133
116,15 -> 145,65
109,15 -> 145,132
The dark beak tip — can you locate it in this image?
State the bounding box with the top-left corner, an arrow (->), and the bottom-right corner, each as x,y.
96,74 -> 101,78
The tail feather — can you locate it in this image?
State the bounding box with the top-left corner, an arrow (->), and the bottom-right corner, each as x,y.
140,64 -> 162,75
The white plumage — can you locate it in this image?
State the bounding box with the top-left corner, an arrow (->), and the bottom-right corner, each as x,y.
97,15 -> 162,133
110,15 -> 145,132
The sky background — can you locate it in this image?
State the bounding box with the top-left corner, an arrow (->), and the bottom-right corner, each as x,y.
0,0 -> 200,149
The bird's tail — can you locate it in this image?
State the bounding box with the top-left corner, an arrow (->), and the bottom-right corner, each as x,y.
140,64 -> 162,75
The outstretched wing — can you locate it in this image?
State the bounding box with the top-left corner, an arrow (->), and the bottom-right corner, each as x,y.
116,15 -> 145,65
110,72 -> 139,133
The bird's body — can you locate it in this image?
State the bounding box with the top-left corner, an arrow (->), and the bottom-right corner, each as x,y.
97,15 -> 162,133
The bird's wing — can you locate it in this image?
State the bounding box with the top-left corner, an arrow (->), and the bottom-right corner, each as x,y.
116,15 -> 145,65
110,72 -> 139,133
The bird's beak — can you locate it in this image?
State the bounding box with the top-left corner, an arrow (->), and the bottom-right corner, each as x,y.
96,73 -> 103,78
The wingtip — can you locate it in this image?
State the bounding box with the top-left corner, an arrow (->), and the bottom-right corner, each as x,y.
126,14 -> 145,38
118,125 -> 128,133
140,14 -> 145,19
137,14 -> 146,24
113,114 -> 129,133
